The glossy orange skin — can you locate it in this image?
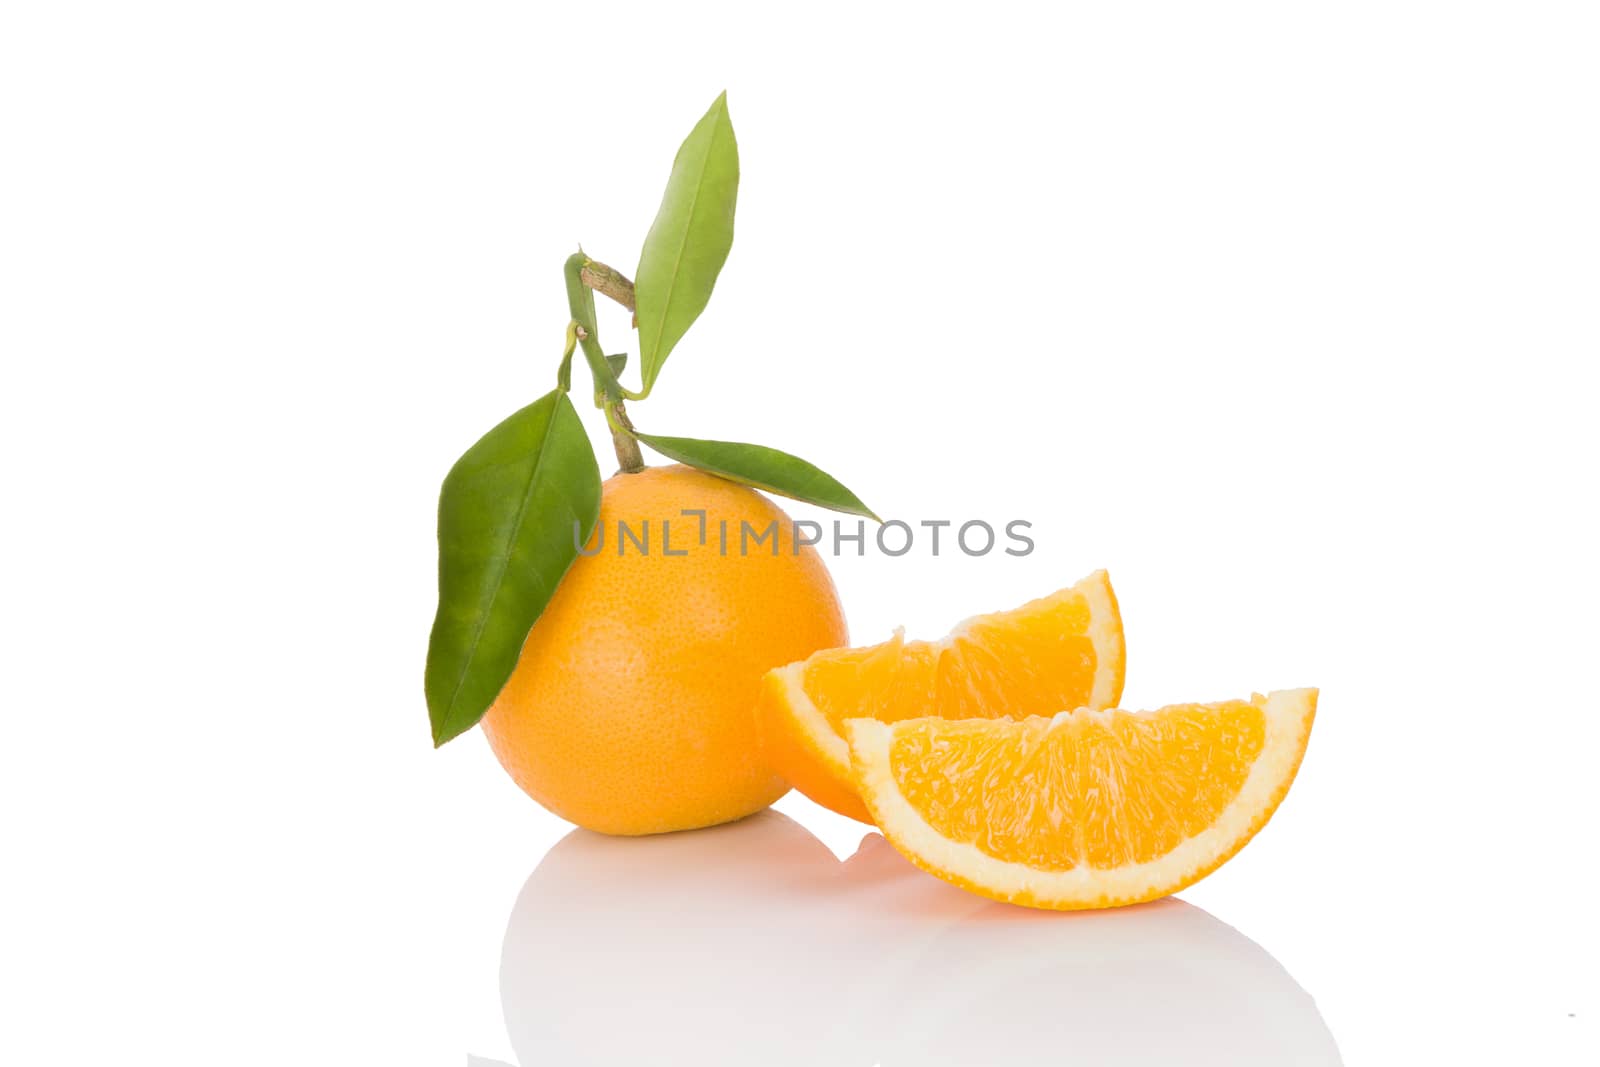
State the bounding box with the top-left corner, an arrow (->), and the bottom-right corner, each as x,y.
482,466 -> 848,835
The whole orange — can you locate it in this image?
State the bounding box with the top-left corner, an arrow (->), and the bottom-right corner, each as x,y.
482,464 -> 848,835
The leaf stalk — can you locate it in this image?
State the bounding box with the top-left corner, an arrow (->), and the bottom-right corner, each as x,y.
564,252 -> 646,472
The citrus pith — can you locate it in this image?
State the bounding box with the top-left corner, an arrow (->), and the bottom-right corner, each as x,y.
845,689 -> 1318,909
756,571 -> 1124,822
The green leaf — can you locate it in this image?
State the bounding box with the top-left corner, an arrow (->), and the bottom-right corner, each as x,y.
426,390 -> 601,746
634,432 -> 878,520
595,358 -> 630,409
594,353 -> 628,406
634,92 -> 739,393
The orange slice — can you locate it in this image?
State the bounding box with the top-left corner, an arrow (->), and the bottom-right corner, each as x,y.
844,689 -> 1317,909
756,571 -> 1124,823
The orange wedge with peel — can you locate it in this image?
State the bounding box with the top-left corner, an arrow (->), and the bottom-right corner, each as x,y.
756,570 -> 1124,822
844,689 -> 1318,910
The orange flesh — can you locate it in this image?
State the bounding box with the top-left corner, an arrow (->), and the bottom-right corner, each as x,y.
885,703 -> 1266,871
803,589 -> 1101,731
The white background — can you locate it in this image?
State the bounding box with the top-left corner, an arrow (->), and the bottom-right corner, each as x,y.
2,2 -> 1596,1064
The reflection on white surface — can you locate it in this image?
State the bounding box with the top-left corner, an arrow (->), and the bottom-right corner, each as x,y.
496,811 -> 1340,1066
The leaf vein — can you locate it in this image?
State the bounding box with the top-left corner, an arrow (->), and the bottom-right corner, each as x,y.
644,111 -> 726,376
440,400 -> 564,724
